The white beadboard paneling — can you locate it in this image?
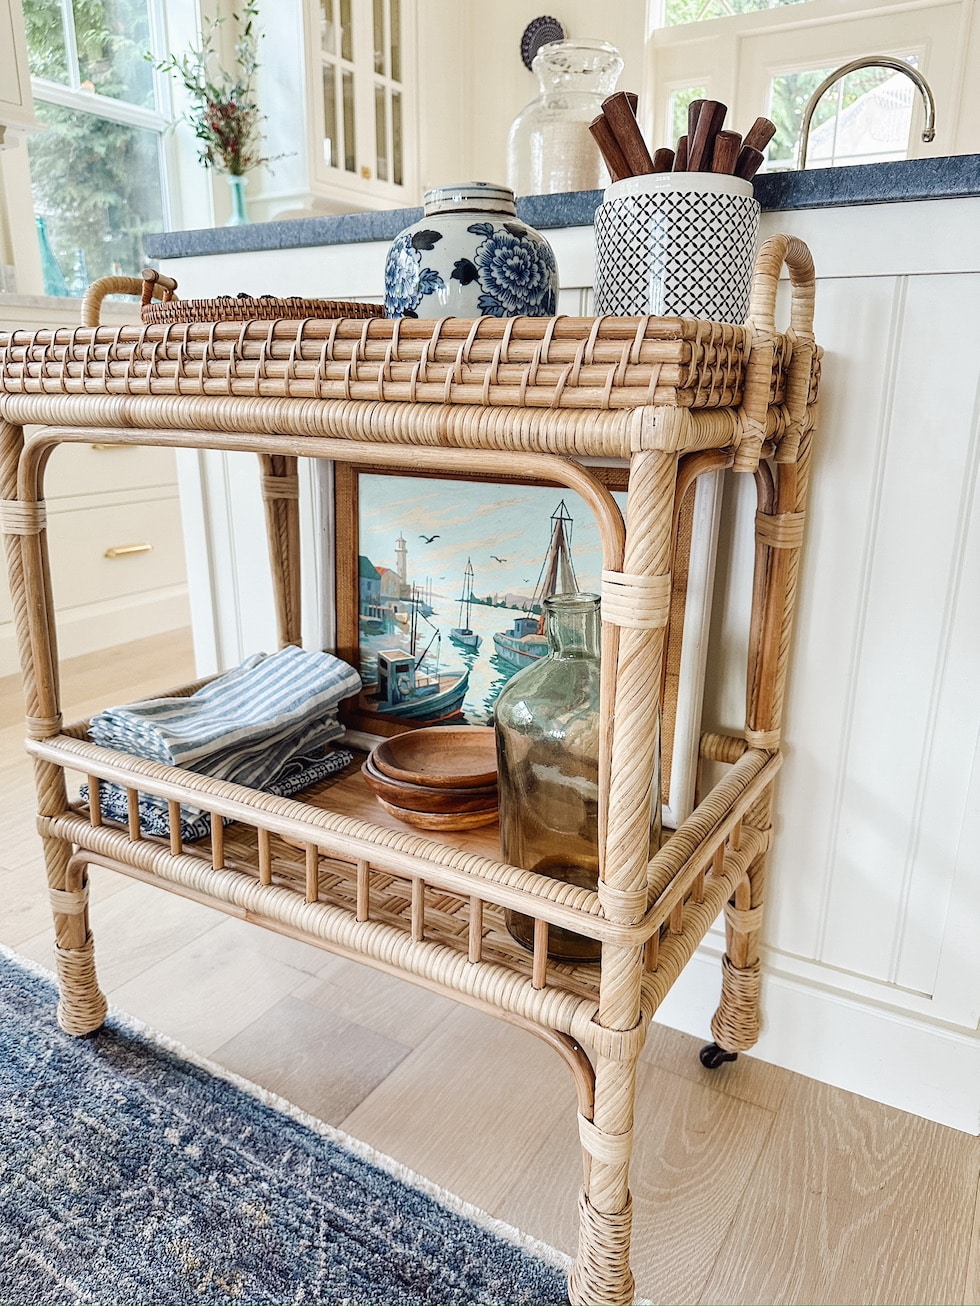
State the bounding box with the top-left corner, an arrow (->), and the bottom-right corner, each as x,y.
655,942 -> 980,1135
819,273 -> 980,988
199,449 -> 278,669
546,227 -> 596,294
699,473 -> 753,770
899,354 -> 980,1014
932,727 -> 980,1026
762,275 -> 907,962
758,199 -> 980,280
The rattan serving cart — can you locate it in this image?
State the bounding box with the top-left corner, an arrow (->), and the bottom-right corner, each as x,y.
0,234 -> 819,1306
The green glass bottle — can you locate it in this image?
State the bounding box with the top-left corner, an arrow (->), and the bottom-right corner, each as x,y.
495,592 -> 604,962
495,590 -> 662,962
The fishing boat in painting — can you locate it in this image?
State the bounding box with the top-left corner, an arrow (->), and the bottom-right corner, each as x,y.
493,500 -> 579,670
369,648 -> 469,720
450,558 -> 482,651
361,596 -> 469,724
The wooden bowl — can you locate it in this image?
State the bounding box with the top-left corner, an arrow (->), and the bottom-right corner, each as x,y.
372,726 -> 497,789
361,757 -> 497,814
374,795 -> 499,831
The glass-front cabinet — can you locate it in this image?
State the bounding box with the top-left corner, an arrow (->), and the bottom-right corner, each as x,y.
307,0 -> 416,208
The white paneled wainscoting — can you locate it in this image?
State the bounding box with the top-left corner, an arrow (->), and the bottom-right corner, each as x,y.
161,196 -> 980,1133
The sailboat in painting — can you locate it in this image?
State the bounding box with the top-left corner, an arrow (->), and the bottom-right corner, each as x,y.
450,558 -> 481,651
493,500 -> 579,670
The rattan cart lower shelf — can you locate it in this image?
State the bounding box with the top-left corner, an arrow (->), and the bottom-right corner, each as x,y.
0,234 -> 820,1306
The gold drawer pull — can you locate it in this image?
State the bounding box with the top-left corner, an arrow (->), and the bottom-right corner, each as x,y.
91,443 -> 124,450
104,542 -> 153,558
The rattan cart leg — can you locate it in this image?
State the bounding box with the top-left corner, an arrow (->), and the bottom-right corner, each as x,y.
1,419 -> 107,1034
709,847 -> 766,1056
47,844 -> 108,1035
569,1038 -> 642,1306
705,235 -> 818,1062
568,444 -> 678,1304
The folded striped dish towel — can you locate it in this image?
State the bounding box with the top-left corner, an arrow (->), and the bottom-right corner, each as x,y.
84,645 -> 362,841
89,645 -> 362,773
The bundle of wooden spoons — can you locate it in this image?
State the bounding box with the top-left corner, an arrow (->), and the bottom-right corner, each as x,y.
589,92 -> 776,183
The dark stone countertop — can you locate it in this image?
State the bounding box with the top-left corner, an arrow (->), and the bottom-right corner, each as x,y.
145,154 -> 980,261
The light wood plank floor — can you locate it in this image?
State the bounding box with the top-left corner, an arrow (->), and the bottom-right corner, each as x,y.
1,631 -> 977,1305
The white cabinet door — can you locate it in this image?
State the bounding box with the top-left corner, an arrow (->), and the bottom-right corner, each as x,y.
0,0 -> 35,132
305,0 -> 417,209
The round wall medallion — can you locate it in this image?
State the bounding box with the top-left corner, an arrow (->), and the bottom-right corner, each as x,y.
520,16 -> 566,70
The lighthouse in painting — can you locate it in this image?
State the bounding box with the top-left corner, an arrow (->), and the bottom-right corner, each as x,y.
395,533 -> 408,595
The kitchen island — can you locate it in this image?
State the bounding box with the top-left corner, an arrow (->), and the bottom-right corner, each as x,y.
146,156 -> 980,1135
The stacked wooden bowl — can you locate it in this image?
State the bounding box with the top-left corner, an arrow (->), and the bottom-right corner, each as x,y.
362,726 -> 498,831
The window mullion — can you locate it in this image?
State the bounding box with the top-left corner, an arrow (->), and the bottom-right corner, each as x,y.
30,79 -> 167,133
60,0 -> 81,90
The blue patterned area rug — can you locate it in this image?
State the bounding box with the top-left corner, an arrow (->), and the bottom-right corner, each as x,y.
0,945 -> 570,1305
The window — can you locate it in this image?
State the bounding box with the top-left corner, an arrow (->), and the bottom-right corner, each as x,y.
668,83 -> 707,144
663,0 -> 808,24
646,0 -> 957,173
767,58 -> 918,169
22,0 -> 169,292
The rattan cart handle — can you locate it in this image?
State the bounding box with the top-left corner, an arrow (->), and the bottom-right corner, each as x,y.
746,234 -> 815,340
79,269 -> 178,328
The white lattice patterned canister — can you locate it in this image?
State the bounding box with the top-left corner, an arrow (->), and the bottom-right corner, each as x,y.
593,172 -> 760,324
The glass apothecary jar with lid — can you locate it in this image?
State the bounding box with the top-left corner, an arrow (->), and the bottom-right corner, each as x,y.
506,39 -> 624,197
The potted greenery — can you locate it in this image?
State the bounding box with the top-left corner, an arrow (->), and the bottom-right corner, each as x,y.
152,2 -> 275,225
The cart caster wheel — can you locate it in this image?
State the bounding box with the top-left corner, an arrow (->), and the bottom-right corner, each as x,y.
700,1042 -> 738,1070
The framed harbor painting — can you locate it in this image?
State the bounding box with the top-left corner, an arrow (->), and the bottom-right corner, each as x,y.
333,461 -> 723,828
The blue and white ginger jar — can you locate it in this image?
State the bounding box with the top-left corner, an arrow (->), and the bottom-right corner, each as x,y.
384,182 -> 559,319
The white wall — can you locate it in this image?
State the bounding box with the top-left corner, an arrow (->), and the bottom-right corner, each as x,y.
439,0 -> 648,191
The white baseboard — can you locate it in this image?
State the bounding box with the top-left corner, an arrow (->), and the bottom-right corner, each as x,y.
655,941 -> 980,1135
0,588 -> 191,677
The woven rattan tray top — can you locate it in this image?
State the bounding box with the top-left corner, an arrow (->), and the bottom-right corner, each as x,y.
0,313 -> 763,412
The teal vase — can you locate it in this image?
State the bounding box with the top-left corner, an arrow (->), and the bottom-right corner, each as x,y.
225,174 -> 250,226
35,216 -> 69,297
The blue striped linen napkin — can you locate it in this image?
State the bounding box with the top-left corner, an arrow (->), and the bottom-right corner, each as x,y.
84,645 -> 363,841
89,645 -> 362,770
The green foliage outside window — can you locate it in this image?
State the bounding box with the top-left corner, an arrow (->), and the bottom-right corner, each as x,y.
25,0 -> 154,104
23,0 -> 164,293
664,0 -> 807,23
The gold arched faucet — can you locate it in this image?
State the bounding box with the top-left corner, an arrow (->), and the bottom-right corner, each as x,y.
797,55 -> 936,168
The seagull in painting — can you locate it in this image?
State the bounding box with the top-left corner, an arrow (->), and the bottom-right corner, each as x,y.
491,555 -> 507,563
419,534 -> 440,543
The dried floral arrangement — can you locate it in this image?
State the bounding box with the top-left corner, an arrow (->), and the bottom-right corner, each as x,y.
150,2 -> 276,176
